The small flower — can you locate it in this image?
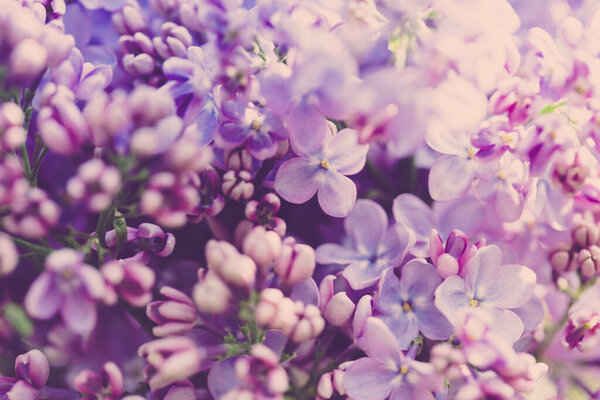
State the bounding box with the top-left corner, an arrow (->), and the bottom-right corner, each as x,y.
101,259 -> 155,307
74,362 -> 124,400
216,100 -> 288,160
147,286 -> 197,337
138,337 -> 203,390
66,159 -> 121,213
374,261 -> 453,349
343,317 -> 442,400
316,199 -> 414,289
435,245 -> 536,343
274,128 -> 368,217
24,249 -> 105,334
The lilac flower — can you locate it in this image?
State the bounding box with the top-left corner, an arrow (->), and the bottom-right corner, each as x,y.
343,317 -> 443,400
435,245 -> 536,343
104,222 -> 175,262
37,83 -> 88,155
274,128 -> 368,217
0,102 -> 26,151
138,336 -> 203,390
147,286 -> 197,337
374,261 -> 454,349
24,249 -> 106,334
101,259 -> 155,307
3,187 -> 60,239
316,199 -> 414,289
0,232 -> 18,276
74,361 -> 123,400
216,100 -> 288,160
51,48 -> 113,101
66,158 -> 121,213
0,349 -> 49,400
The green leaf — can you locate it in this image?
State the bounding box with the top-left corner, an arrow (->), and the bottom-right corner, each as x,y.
113,213 -> 127,258
540,101 -> 567,115
3,302 -> 33,338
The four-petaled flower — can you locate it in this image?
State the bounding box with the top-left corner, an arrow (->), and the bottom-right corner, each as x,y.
274,128 -> 368,217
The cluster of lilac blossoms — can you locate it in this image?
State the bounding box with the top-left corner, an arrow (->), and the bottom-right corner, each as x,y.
6,0 -> 600,399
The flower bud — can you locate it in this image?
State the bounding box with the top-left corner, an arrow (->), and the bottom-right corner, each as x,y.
242,226 -> 281,272
205,239 -> 256,286
138,337 -> 202,390
0,103 -> 26,151
147,286 -> 197,337
153,22 -> 192,59
225,148 -> 253,171
289,303 -> 325,343
572,222 -> 600,248
74,362 -> 123,399
549,244 -> 572,273
67,159 -> 121,212
324,292 -> 355,327
10,39 -> 48,79
0,233 -> 18,276
274,238 -> 315,285
222,170 -> 254,201
193,270 -> 231,314
15,349 -> 49,389
101,260 -> 156,307
255,288 -> 298,336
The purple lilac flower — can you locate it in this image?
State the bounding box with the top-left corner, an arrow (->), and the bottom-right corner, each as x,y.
216,100 -> 288,160
435,245 -> 536,343
316,199 -> 414,289
374,261 -> 454,349
74,361 -> 123,399
343,317 -> 443,400
24,249 -> 106,334
274,128 -> 368,217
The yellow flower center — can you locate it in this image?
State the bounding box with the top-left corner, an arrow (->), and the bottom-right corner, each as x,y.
320,159 -> 330,169
251,120 -> 262,131
469,298 -> 479,308
402,301 -> 412,312
400,365 -> 408,375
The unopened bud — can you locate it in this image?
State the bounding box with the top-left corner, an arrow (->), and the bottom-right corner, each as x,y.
274,238 -> 315,285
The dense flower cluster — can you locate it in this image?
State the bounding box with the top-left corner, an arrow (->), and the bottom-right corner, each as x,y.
3,0 -> 600,399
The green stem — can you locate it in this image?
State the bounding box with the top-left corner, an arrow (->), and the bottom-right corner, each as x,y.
11,237 -> 52,255
19,144 -> 32,182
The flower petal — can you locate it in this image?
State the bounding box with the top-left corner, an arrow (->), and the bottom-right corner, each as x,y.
343,358 -> 396,400
486,307 -> 524,344
481,265 -> 536,309
327,129 -> 369,175
345,199 -> 388,255
362,317 -> 401,363
317,172 -> 357,218
316,243 -> 362,264
24,274 -> 61,320
61,294 -> 97,334
434,275 -> 469,325
274,158 -> 320,204
428,155 -> 474,201
342,260 -> 383,290
288,101 -> 328,156
414,303 -> 454,341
